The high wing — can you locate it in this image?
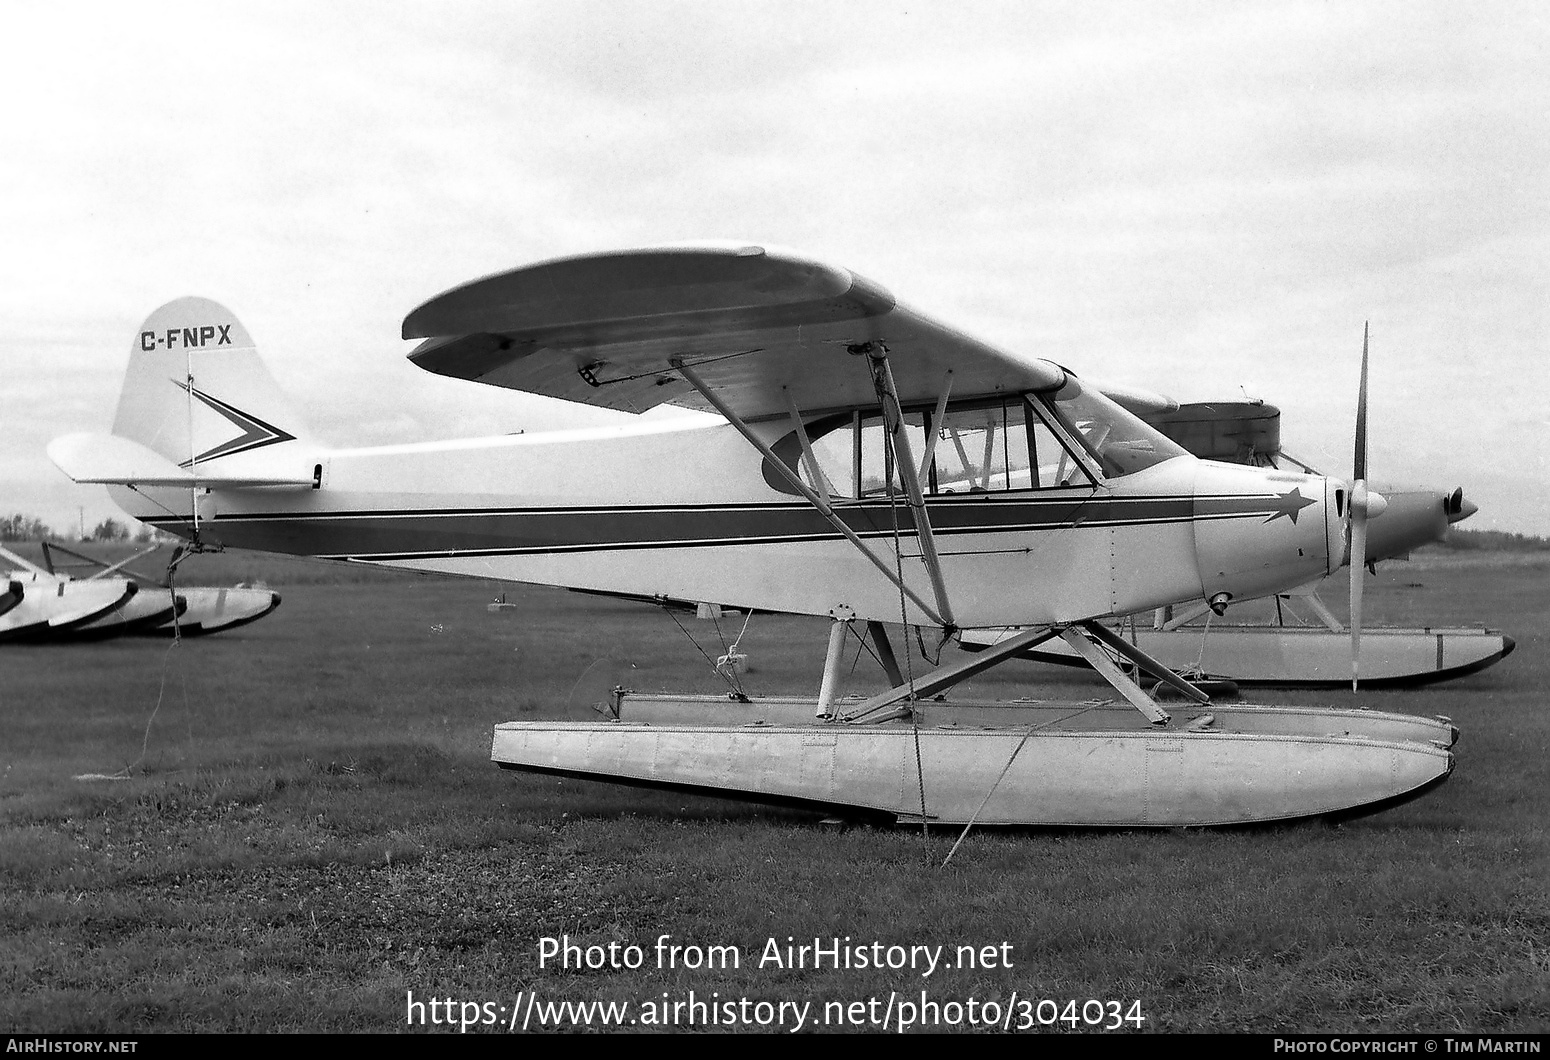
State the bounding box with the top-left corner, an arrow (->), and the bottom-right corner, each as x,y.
402,242 -> 1069,418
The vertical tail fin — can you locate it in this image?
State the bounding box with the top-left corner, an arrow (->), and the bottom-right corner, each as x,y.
50,298 -> 318,490
113,297 -> 314,468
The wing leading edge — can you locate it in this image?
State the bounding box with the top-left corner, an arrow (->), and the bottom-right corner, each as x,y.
402,243 -> 1068,419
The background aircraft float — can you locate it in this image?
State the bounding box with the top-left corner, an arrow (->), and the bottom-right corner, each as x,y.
50,244 -> 1458,826
0,545 -> 139,642
0,579 -> 23,620
39,542 -> 281,637
960,399 -> 1514,687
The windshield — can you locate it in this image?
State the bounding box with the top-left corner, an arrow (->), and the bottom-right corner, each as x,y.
1039,376 -> 1190,478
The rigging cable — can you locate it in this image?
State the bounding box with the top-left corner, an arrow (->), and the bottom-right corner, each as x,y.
940,705 -> 1097,867
873,363 -> 930,850
660,601 -> 748,700
77,544 -> 194,781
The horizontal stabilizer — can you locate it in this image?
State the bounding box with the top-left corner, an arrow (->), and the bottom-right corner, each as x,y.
49,432 -> 315,488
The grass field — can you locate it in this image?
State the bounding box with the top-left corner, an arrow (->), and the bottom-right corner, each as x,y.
2,545 -> 1547,1033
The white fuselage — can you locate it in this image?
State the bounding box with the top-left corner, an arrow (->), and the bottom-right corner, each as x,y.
116,414 -> 1342,628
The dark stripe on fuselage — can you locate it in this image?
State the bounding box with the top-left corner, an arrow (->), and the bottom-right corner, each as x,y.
143,493 -> 1301,561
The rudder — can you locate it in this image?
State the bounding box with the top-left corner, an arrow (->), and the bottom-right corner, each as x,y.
113,297 -> 314,469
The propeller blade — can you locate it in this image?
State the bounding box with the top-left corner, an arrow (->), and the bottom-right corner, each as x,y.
1350,495 -> 1366,690
1354,323 -> 1369,483
1349,322 -> 1370,692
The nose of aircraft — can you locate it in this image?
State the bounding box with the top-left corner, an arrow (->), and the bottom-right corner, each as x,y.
1359,486 -> 1466,563
1446,487 -> 1478,523
1192,462 -> 1335,603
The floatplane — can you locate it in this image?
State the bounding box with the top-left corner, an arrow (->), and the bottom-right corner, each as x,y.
961,399 -> 1514,687
49,244 -> 1457,826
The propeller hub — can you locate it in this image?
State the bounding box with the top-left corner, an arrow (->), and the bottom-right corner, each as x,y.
1353,486 -> 1387,520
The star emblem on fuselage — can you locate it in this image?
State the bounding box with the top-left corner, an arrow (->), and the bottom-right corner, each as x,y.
1265,487 -> 1317,524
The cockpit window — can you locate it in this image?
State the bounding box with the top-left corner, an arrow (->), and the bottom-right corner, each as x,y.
779,394 -> 1101,499
1039,377 -> 1189,478
769,380 -> 1189,500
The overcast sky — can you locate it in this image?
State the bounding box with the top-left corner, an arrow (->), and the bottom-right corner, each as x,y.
3,0 -> 1546,536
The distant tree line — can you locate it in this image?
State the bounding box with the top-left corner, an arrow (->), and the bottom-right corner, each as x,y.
0,513 -> 168,543
0,514 -> 56,541
1444,528 -> 1550,551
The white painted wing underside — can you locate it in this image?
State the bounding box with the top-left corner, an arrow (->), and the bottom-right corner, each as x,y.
402,244 -> 1067,420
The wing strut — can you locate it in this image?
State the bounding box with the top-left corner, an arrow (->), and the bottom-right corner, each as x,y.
672,360 -> 947,627
0,545 -> 49,578
917,371 -> 953,482
864,345 -> 957,632
41,541 -> 162,582
783,389 -> 838,497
